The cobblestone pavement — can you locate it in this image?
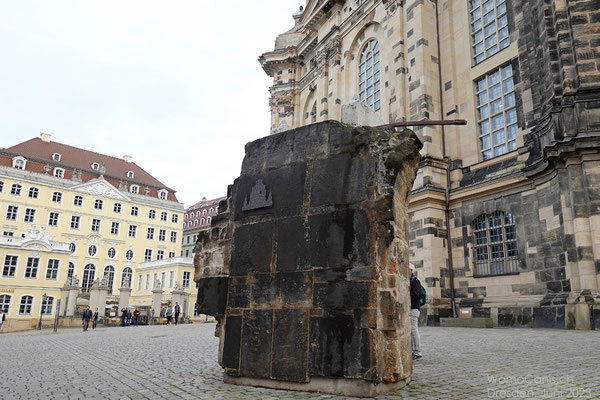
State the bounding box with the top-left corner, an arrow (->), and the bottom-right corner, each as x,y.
1,324 -> 598,399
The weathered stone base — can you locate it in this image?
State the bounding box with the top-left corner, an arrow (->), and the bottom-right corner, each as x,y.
224,374 -> 410,398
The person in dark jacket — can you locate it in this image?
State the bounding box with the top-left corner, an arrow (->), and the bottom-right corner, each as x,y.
120,308 -> 127,327
409,263 -> 423,360
82,306 -> 92,331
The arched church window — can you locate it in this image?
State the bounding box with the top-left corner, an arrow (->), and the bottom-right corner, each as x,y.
359,39 -> 381,111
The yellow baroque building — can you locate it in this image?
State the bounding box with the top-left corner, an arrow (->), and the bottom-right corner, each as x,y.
0,133 -> 192,331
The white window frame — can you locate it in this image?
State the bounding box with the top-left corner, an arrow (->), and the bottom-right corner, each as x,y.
54,168 -> 65,178
28,187 -> 39,199
24,257 -> 40,279
48,212 -> 59,227
2,255 -> 18,278
11,184 -> 22,196
91,218 -> 101,233
45,259 -> 60,280
359,39 -> 381,111
18,295 -> 34,315
52,192 -> 62,203
41,295 -> 54,315
24,208 -> 36,223
12,156 -> 27,170
70,215 -> 81,230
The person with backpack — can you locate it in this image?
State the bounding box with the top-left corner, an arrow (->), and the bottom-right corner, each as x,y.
409,263 -> 425,360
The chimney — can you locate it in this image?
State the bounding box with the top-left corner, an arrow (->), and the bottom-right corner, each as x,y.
123,155 -> 132,163
40,133 -> 51,143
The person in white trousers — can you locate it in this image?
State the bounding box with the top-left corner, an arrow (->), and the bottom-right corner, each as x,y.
409,263 -> 423,360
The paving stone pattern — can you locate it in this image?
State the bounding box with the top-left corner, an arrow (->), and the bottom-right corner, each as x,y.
1,324 -> 599,399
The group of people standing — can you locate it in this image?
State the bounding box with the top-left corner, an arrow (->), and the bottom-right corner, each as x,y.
80,306 -> 141,331
120,307 -> 141,327
80,302 -> 182,331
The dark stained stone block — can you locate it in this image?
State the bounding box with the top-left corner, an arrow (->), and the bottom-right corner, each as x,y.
251,274 -> 279,308
222,316 -> 243,370
280,271 -> 312,307
196,277 -> 228,316
308,311 -> 373,379
532,307 -> 562,329
228,283 -> 250,309
276,216 -> 310,272
307,210 -> 370,268
314,281 -> 374,309
310,153 -> 369,206
272,309 -> 309,382
309,311 -> 354,377
230,221 -> 273,276
233,163 -> 307,221
240,310 -> 273,379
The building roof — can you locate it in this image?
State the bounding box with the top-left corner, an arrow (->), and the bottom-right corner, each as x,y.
183,195 -> 226,232
187,196 -> 227,211
5,136 -> 171,190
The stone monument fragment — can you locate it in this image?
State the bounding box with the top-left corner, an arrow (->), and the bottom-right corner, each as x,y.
195,121 -> 421,397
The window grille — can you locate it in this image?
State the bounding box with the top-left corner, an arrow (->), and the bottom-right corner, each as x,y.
472,211 -> 519,277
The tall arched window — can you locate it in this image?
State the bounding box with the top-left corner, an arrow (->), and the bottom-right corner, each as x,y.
359,39 -> 381,111
67,262 -> 75,278
104,266 -> 115,294
472,211 -> 518,277
310,102 -> 317,123
82,264 -> 95,292
121,267 -> 133,288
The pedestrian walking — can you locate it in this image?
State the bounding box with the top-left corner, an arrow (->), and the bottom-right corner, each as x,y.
409,263 -> 425,360
82,306 -> 92,331
126,309 -> 132,326
174,302 -> 181,325
91,307 -> 99,330
165,303 -> 173,325
0,310 -> 5,331
133,308 -> 140,326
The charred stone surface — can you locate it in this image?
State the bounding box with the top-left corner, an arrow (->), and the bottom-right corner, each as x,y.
194,120 -> 421,397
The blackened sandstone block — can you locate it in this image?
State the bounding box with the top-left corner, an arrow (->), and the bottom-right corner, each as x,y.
194,121 -> 422,397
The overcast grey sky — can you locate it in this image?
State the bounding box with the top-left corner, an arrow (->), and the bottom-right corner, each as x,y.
0,0 -> 302,207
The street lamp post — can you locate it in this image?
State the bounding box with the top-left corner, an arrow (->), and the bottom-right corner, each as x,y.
37,293 -> 47,330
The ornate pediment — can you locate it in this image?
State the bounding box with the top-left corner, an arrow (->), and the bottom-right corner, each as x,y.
72,177 -> 130,201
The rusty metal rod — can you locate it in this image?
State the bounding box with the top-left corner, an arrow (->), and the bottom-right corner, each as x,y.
377,119 -> 467,128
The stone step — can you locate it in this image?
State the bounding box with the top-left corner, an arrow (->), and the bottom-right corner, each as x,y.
440,317 -> 494,328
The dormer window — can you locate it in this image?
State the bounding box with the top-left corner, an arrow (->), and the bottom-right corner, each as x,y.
52,153 -> 61,162
91,162 -> 100,171
54,168 -> 65,178
127,171 -> 135,179
158,190 -> 167,200
130,185 -> 139,194
12,157 -> 27,170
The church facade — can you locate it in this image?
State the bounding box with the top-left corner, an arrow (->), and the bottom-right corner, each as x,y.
259,0 -> 600,328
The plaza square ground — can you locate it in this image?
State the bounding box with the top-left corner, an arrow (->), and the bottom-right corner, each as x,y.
0,323 -> 598,399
